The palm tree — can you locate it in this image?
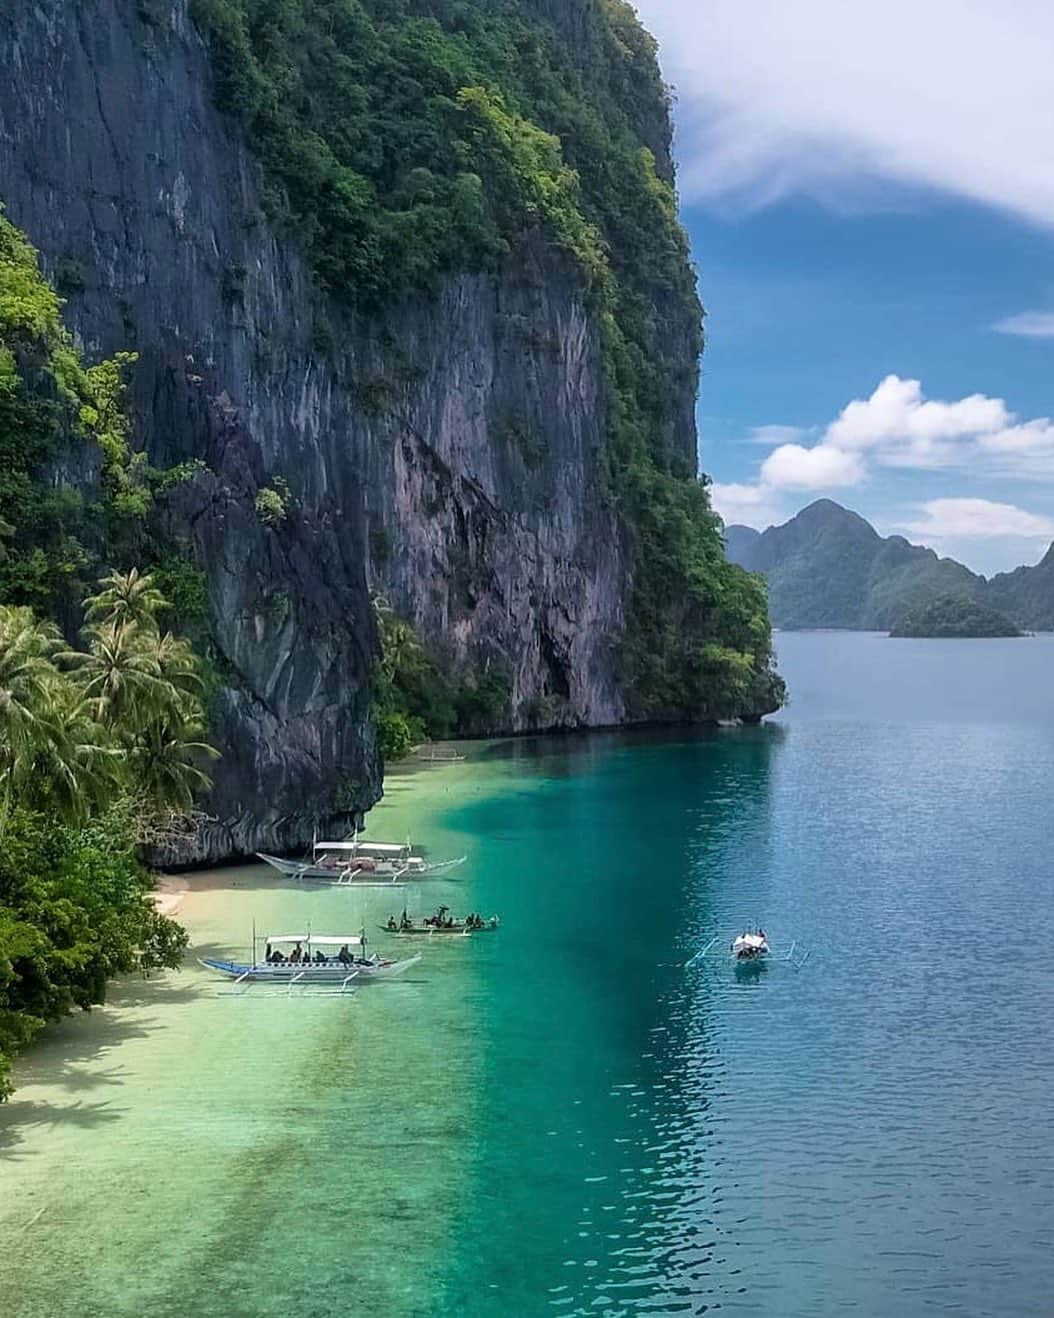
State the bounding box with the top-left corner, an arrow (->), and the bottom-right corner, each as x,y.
22,696 -> 122,824
0,606 -> 117,830
127,717 -> 218,813
0,607 -> 61,758
145,630 -> 206,711
61,620 -> 169,734
83,568 -> 168,633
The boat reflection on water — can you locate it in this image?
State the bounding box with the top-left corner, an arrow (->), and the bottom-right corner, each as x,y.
734,958 -> 768,984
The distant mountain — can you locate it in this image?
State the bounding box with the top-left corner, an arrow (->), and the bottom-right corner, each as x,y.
724,499 -> 1054,631
723,500 -> 987,629
721,523 -> 762,566
988,545 -> 1054,630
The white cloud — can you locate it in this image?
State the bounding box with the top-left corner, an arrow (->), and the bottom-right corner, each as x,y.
635,0 -> 1054,226
748,423 -> 808,446
713,376 -> 1054,532
992,312 -> 1054,338
978,419 -> 1054,460
825,376 -> 1010,453
899,498 -> 1054,541
760,442 -> 864,490
709,481 -> 786,529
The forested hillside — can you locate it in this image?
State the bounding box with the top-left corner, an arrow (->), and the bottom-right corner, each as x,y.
0,0 -> 781,869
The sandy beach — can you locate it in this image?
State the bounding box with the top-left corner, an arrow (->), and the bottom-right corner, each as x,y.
152,874 -> 188,917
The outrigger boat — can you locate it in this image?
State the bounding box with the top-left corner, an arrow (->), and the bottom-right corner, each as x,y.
200,932 -> 420,990
731,930 -> 769,961
256,837 -> 465,887
380,906 -> 500,936
686,927 -> 809,970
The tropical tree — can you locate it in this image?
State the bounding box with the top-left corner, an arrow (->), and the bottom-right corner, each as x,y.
126,716 -> 218,814
61,619 -> 169,733
69,570 -> 218,822
0,606 -> 60,766
82,566 -> 167,632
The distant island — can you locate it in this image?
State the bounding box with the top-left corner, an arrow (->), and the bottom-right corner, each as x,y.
889,594 -> 1024,639
724,499 -> 1054,632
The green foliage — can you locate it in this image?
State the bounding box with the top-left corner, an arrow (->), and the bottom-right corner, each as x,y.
371,595 -> 450,757
890,594 -> 1023,639
0,807 -> 188,1100
53,257 -> 86,296
0,570 -> 219,828
452,659 -> 512,733
0,206 -> 203,613
151,557 -> 210,625
371,594 -> 515,755
375,708 -> 418,760
254,477 -> 292,527
191,0 -> 779,719
0,571 -> 215,1097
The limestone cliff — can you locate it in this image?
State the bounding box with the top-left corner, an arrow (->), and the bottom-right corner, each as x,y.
0,0 -> 780,863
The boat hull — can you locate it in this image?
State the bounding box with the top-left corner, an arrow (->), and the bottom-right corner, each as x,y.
256,853 -> 464,884
378,921 -> 498,936
199,955 -> 420,983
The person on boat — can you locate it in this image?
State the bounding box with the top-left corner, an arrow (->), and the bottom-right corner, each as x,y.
337,944 -> 352,966
387,916 -> 398,931
314,949 -> 327,964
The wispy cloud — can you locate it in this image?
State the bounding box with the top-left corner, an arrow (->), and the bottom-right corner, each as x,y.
992,311 -> 1054,338
898,498 -> 1054,542
636,0 -> 1054,226
747,424 -> 809,446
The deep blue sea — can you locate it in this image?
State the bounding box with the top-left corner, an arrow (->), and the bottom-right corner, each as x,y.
4,630 -> 1054,1317
431,632 -> 1054,1316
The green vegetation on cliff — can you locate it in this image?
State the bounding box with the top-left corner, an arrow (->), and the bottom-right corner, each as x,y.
890,595 -> 1024,639
372,595 -> 511,758
0,206 -> 209,619
191,0 -> 781,719
0,214 -> 218,1098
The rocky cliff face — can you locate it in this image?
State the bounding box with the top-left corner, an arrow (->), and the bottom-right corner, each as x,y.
0,0 -> 631,861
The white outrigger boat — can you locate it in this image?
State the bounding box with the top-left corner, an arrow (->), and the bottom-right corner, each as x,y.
200,932 -> 420,991
687,927 -> 809,970
256,837 -> 465,887
414,746 -> 465,763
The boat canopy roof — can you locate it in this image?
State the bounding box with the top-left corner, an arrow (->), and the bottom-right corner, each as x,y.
313,840 -> 408,855
265,934 -> 365,947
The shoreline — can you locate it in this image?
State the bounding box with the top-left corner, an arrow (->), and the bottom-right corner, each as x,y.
153,875 -> 188,918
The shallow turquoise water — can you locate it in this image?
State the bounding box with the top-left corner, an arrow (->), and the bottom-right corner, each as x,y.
4,631 -> 1054,1315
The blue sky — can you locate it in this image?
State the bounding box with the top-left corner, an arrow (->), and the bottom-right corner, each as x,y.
634,0 -> 1054,575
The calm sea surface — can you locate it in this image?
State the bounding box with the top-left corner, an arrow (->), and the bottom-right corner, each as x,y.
3,631 -> 1054,1316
